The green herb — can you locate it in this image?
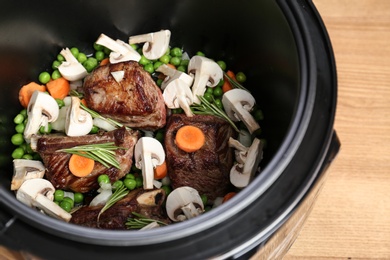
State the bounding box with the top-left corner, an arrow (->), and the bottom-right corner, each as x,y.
57,142 -> 125,169
191,95 -> 239,132
98,185 -> 129,219
80,103 -> 125,129
69,89 -> 84,99
223,71 -> 250,92
125,212 -> 167,229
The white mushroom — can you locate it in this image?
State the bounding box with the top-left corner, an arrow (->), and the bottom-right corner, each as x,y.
129,30 -> 171,60
65,97 -> 93,136
51,96 -> 72,132
187,55 -> 223,103
134,137 -> 165,190
11,159 -> 46,191
95,33 -> 141,64
222,88 -> 260,134
156,64 -> 194,90
16,178 -> 72,222
163,78 -> 194,117
24,91 -> 59,142
58,47 -> 88,81
228,137 -> 264,188
165,186 -> 204,222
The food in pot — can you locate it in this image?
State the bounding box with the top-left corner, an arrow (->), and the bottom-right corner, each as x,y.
9,29 -> 265,229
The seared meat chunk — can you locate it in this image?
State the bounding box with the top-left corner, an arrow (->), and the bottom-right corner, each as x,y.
164,114 -> 236,200
35,127 -> 140,193
83,61 -> 166,130
70,188 -> 170,229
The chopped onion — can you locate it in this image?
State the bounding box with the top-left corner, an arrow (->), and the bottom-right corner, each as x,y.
93,117 -> 117,131
153,180 -> 162,189
89,189 -> 112,206
111,70 -> 125,83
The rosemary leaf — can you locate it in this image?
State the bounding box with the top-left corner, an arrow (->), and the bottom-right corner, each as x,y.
223,72 -> 250,92
125,212 -> 167,229
98,185 -> 129,220
79,103 -> 126,129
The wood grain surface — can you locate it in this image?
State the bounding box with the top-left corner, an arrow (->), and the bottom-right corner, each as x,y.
284,0 -> 390,259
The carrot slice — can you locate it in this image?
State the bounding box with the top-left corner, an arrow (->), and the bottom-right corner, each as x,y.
100,58 -> 110,66
222,70 -> 236,93
18,82 -> 46,107
68,154 -> 95,177
154,160 -> 168,179
175,125 -> 205,153
46,77 -> 70,99
222,192 -> 237,203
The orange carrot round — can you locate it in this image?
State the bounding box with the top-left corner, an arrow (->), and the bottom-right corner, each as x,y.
222,192 -> 237,203
175,125 -> 205,153
18,82 -> 46,107
222,70 -> 236,93
46,77 -> 70,99
154,160 -> 168,179
100,58 -> 110,66
69,154 -> 95,177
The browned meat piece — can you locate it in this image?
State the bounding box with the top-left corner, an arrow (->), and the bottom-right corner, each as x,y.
70,188 -> 170,229
35,127 -> 141,193
164,114 -> 236,200
83,61 -> 166,131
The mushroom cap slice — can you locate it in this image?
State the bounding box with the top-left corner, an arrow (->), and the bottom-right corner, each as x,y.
129,30 -> 171,60
58,48 -> 88,81
165,186 -> 204,222
65,96 -> 93,136
222,88 -> 260,134
11,159 -> 46,191
156,64 -> 194,90
134,137 -> 165,190
163,78 -> 194,117
188,55 -> 223,103
95,34 -> 141,63
16,178 -> 71,222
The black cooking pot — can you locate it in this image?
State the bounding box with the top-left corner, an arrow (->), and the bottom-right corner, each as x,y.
0,0 -> 340,259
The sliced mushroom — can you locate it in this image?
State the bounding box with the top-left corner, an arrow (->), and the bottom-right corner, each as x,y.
16,178 -> 72,222
165,186 -> 204,222
156,64 -> 194,90
228,137 -> 264,188
11,159 -> 46,191
134,137 -> 165,190
24,91 -> 59,142
65,97 -> 93,136
163,78 -> 194,117
51,96 -> 72,132
95,33 -> 141,64
58,47 -> 88,81
187,55 -> 223,103
129,30 -> 171,60
222,88 -> 260,134
140,222 -> 160,230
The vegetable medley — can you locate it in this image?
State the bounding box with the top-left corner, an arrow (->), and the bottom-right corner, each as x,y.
9,30 -> 265,229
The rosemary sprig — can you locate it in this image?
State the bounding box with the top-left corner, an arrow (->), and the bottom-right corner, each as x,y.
191,95 -> 239,132
125,212 -> 167,229
98,185 -> 129,220
57,142 -> 125,169
80,103 -> 124,129
223,71 -> 250,92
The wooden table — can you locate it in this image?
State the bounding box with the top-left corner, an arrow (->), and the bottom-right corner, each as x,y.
284,0 -> 390,259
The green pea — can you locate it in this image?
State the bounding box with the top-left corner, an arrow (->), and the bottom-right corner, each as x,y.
253,109 -> 264,121
74,192 -> 84,204
21,154 -> 33,160
93,42 -> 104,51
156,78 -> 163,87
83,57 -> 98,73
51,70 -> 62,80
63,197 -> 74,208
18,143 -> 28,153
60,200 -> 72,212
159,55 -> 170,64
77,52 -> 88,64
15,123 -> 25,134
57,54 -> 65,62
11,133 -> 24,146
12,147 -> 24,159
112,180 -> 124,190
170,47 -> 182,57
206,87 -> 214,94
144,63 -> 154,74
32,153 -> 41,161
177,65 -> 186,72
38,72 -> 51,84
214,98 -> 223,109
161,185 -> 172,195
124,178 -> 137,190
217,61 -> 227,71
95,51 -> 105,62
172,108 -> 183,114
55,98 -> 65,108
89,125 -> 99,134
201,194 -> 208,206
125,173 -> 135,179
52,60 -> 62,70
216,79 -> 224,88
130,44 -> 138,50
180,59 -> 189,67
196,51 -> 205,57
70,47 -> 79,58
155,131 -> 164,143
103,46 -> 111,55
139,55 -> 150,66
203,92 -> 213,102
20,109 -> 27,118
213,86 -> 223,97
98,174 -> 110,185
164,47 -> 171,56
153,61 -> 163,70
14,114 -> 25,124
170,56 -> 181,66
39,123 -> 52,134
135,177 -> 143,188
54,190 -> 65,202
235,72 -> 247,83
